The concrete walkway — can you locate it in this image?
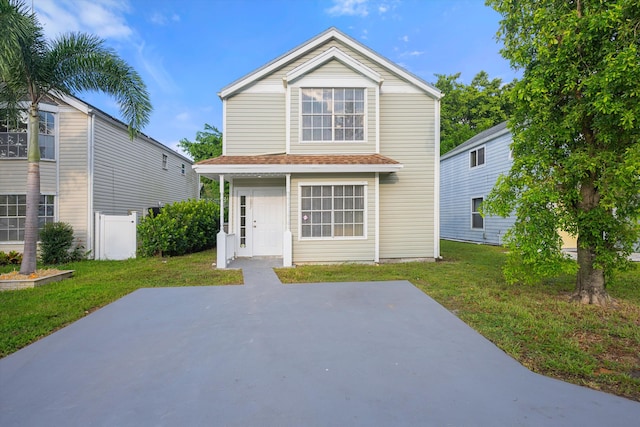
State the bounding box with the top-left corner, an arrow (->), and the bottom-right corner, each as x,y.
1,259 -> 639,426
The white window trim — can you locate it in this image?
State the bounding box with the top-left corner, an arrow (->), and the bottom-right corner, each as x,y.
298,87 -> 368,144
471,196 -> 484,231
297,181 -> 368,241
0,193 -> 56,243
0,104 -> 58,162
469,145 -> 486,169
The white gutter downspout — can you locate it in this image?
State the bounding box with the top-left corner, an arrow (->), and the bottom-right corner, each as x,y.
87,110 -> 95,258
434,98 -> 441,259
375,172 -> 380,263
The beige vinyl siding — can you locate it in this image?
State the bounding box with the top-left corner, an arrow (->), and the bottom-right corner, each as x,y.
289,60 -> 377,154
260,39 -> 407,87
92,115 -> 198,216
0,161 -> 56,193
57,109 -> 89,245
379,93 -> 436,260
291,173 -> 375,263
225,93 -> 286,155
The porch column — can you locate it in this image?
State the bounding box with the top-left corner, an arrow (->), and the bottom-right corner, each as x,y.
217,174 -> 227,268
283,173 -> 293,267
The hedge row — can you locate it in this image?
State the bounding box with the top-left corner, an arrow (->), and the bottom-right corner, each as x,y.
137,199 -> 219,257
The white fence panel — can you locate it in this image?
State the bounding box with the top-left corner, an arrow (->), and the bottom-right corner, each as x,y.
95,212 -> 137,260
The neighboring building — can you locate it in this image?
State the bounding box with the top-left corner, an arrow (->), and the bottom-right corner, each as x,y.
195,27 -> 442,267
440,122 -> 577,248
1,94 -> 199,257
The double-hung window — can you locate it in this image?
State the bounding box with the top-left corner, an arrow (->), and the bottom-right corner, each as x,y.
470,146 -> 485,168
0,194 -> 55,242
300,184 -> 365,238
471,197 -> 484,230
301,88 -> 365,142
0,111 -> 55,160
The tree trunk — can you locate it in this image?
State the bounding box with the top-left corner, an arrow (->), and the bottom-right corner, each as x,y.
571,174 -> 611,305
571,242 -> 611,305
19,106 -> 41,275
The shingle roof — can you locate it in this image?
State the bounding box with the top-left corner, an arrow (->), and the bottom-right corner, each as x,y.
440,122 -> 510,160
196,153 -> 400,166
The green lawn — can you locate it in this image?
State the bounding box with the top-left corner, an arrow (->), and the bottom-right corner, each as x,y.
0,249 -> 242,357
276,240 -> 640,402
1,241 -> 638,401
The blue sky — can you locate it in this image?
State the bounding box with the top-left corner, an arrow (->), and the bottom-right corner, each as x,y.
33,0 -> 520,157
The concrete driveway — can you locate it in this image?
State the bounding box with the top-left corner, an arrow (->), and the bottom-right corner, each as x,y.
1,262 -> 639,426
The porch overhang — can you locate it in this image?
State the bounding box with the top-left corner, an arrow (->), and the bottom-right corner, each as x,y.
193,153 -> 403,180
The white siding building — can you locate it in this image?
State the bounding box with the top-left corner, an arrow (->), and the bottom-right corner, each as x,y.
0,94 -> 199,256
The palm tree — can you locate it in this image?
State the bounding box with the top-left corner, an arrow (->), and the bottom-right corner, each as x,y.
0,0 -> 152,274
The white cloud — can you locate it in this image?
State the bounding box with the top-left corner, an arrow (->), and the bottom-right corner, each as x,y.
379,5 -> 388,13
401,35 -> 409,42
400,50 -> 425,57
35,0 -> 132,40
326,0 -> 369,17
175,112 -> 190,122
135,41 -> 180,94
150,11 -> 181,25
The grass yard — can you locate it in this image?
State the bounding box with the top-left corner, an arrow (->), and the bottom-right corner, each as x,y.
0,249 -> 242,357
276,240 -> 640,402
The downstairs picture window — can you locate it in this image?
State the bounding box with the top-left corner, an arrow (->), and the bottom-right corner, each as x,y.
0,194 -> 55,242
300,184 -> 365,238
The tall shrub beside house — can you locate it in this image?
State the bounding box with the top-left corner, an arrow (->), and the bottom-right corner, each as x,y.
138,199 -> 219,257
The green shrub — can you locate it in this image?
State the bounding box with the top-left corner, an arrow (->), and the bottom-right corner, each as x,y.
0,251 -> 23,266
39,222 -> 75,265
137,199 -> 219,257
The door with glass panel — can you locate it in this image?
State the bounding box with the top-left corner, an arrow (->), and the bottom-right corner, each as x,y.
236,188 -> 284,257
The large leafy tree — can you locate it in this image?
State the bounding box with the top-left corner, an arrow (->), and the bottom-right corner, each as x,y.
485,0 -> 640,305
178,123 -> 223,200
0,0 -> 152,274
435,71 -> 514,154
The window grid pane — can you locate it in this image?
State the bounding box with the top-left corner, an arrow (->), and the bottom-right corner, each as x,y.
0,111 -> 55,159
0,194 -> 55,242
300,185 -> 365,238
301,88 -> 365,142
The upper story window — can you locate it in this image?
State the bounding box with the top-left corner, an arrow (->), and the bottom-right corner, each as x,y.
301,88 -> 365,142
470,146 -> 485,168
181,163 -> 186,175
0,111 -> 55,160
162,154 -> 168,169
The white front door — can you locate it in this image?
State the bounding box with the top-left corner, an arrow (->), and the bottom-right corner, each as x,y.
236,188 -> 284,257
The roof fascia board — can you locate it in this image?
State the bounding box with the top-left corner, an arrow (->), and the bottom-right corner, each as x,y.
193,163 -> 403,174
440,126 -> 511,161
285,46 -> 382,84
219,28 -> 442,99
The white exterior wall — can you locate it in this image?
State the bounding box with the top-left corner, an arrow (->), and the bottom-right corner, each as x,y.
92,114 -> 198,217
440,131 -> 515,244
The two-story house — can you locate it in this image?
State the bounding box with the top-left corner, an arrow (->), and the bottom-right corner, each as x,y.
194,28 -> 442,268
1,93 -> 199,257
440,121 -> 578,248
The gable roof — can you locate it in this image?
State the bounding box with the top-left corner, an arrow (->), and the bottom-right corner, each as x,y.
440,122 -> 510,161
219,27 -> 442,100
